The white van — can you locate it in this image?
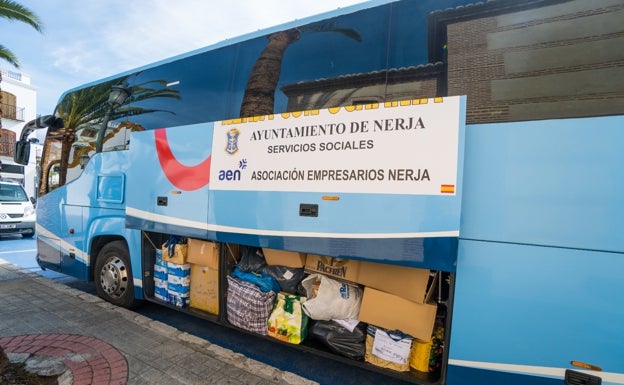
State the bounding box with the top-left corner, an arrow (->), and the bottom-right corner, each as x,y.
0,179 -> 36,238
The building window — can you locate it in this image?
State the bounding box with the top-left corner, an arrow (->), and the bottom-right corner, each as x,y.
0,129 -> 16,157
1,91 -> 18,120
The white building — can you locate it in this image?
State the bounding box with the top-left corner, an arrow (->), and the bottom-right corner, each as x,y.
1,67 -> 40,198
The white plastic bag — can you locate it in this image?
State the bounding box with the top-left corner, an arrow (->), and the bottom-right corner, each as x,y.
301,274 -> 362,320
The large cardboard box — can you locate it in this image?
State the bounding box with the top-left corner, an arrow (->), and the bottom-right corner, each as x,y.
357,263 -> 435,304
187,238 -> 219,269
263,248 -> 306,268
304,254 -> 361,282
358,287 -> 437,341
305,254 -> 433,304
189,264 -> 219,315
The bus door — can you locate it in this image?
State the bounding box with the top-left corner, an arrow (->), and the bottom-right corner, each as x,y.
59,204 -> 89,280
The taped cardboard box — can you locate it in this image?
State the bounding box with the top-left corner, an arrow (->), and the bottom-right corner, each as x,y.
263,248 -> 307,268
305,254 -> 434,304
187,238 -> 219,269
161,242 -> 187,264
305,255 -> 360,282
365,325 -> 413,372
189,264 -> 219,315
358,287 -> 437,341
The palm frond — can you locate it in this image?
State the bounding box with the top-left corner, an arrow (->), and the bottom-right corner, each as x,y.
0,0 -> 44,32
302,21 -> 362,42
0,44 -> 19,67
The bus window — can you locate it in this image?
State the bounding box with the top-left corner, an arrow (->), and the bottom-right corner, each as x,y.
46,162 -> 60,192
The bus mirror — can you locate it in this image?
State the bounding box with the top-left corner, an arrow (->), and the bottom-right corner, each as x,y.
14,140 -> 31,165
19,115 -> 64,142
36,115 -> 63,130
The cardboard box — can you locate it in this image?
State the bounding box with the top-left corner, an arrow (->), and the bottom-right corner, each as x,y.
187,238 -> 219,269
365,325 -> 413,372
189,264 -> 219,315
357,263 -> 435,304
263,248 -> 306,268
305,254 -> 361,282
305,254 -> 433,304
358,287 -> 437,341
161,242 -> 187,264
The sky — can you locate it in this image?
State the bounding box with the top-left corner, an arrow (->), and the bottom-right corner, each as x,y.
1,0 -> 369,116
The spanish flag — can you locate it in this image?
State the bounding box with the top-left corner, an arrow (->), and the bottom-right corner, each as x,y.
441,185 -> 455,194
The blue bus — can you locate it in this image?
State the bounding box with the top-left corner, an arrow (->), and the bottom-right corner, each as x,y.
15,0 -> 624,384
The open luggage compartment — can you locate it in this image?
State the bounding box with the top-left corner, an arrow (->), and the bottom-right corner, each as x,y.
142,232 -> 453,384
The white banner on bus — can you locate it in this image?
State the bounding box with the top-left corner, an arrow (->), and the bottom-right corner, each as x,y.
210,96 -> 462,195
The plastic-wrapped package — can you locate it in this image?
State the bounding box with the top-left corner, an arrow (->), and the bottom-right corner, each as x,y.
237,246 -> 266,272
260,265 -> 305,294
309,320 -> 366,360
301,274 -> 362,320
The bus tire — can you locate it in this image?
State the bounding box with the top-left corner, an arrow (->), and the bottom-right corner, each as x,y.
94,240 -> 137,309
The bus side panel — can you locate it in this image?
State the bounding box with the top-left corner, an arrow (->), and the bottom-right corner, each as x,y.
206,99 -> 465,270
460,116 -> 624,254
35,189 -> 64,272
449,240 -> 624,384
208,189 -> 459,271
125,123 -> 213,240
449,115 -> 624,384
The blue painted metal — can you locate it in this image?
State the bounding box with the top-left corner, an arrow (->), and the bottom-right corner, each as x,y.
460,116 -> 624,253
448,115 -> 624,384
35,151 -> 144,298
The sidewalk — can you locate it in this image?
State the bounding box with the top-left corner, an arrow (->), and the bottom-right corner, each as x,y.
0,259 -> 318,385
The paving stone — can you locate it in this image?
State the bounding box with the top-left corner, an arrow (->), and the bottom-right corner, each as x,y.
24,355 -> 69,376
0,260 -> 319,385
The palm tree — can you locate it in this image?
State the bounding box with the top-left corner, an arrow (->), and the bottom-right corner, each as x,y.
0,0 -> 43,129
239,21 -> 362,118
49,76 -> 180,189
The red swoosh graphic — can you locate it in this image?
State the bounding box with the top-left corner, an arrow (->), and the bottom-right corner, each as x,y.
154,128 -> 211,191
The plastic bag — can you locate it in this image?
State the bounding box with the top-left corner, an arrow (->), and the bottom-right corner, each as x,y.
163,235 -> 186,255
301,274 -> 362,320
267,292 -> 309,344
410,321 -> 444,373
231,267 -> 280,293
237,246 -> 266,272
309,320 -> 366,360
260,265 -> 305,294
226,275 -> 276,335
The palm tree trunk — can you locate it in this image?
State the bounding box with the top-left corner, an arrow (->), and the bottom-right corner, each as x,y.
58,129 -> 73,186
239,29 -> 300,118
0,70 -> 3,130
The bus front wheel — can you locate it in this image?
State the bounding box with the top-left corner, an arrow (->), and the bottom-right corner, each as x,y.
94,241 -> 137,309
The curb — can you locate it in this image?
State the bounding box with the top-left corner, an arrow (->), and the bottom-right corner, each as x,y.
0,259 -> 319,385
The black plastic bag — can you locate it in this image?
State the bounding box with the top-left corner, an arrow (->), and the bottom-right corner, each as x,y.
309,320 -> 367,360
260,265 -> 305,294
237,246 -> 266,272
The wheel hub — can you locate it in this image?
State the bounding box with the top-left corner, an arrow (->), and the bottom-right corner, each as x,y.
99,256 -> 128,299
